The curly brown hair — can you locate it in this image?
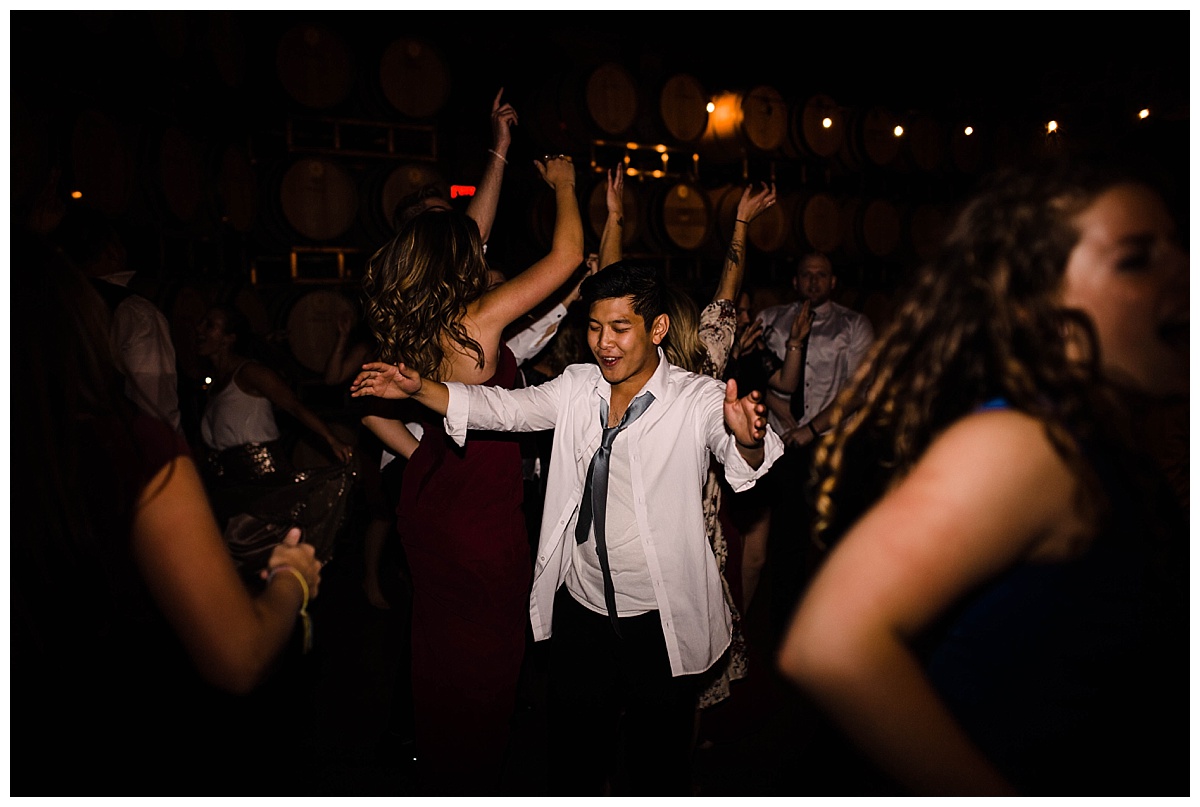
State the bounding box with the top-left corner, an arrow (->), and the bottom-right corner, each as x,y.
811,155 -> 1159,551
361,208 -> 489,380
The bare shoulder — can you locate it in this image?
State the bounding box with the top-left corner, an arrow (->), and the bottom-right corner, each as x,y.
902,408 -> 1086,560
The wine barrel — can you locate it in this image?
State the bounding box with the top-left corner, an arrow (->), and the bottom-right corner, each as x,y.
783,93 -> 846,161
275,24 -> 354,111
642,178 -> 712,254
951,122 -> 987,175
906,202 -> 950,263
699,85 -> 789,163
282,287 -> 358,374
530,62 -> 640,155
708,184 -> 789,255
377,37 -> 451,120
139,123 -> 209,229
274,157 -> 359,243
210,141 -> 258,233
636,72 -> 710,149
839,106 -> 902,170
840,196 -> 902,258
785,191 -> 842,255
586,172 -> 641,250
359,160 -> 448,245
69,108 -> 134,217
906,113 -> 948,174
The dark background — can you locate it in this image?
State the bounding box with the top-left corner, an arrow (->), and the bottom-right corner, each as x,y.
10,10 -> 1190,318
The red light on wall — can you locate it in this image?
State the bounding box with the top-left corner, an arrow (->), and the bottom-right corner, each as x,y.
450,185 -> 476,199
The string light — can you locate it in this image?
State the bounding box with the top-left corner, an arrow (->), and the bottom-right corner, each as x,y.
963,126 -> 974,136
893,125 -> 904,138
821,117 -> 833,129
1046,120 -> 1059,133
1138,108 -> 1151,119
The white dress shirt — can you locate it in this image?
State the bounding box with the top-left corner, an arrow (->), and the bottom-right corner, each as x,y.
443,348 -> 784,676
755,299 -> 875,433
100,274 -> 181,433
505,303 -> 569,364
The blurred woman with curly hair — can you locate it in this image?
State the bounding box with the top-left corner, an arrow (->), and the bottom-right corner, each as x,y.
359,155 -> 582,794
777,153 -> 1189,796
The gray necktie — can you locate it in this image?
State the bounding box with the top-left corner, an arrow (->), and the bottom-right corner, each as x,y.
575,390 -> 655,636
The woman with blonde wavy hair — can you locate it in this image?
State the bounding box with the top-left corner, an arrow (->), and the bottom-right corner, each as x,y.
358,155 -> 582,795
777,153 -> 1188,795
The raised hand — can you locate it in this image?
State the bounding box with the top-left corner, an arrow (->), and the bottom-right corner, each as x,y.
790,299 -> 814,344
736,182 -> 778,225
606,167 -> 624,216
733,317 -> 764,360
490,87 -> 518,153
350,361 -> 422,400
536,154 -> 576,189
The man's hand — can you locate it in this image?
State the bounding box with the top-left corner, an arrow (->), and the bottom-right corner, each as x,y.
723,378 -> 767,450
350,361 -> 422,400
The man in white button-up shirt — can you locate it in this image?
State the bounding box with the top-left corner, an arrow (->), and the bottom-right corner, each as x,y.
754,252 -> 875,643
352,260 -> 782,794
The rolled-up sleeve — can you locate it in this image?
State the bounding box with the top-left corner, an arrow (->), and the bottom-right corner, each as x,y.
715,427 -> 784,492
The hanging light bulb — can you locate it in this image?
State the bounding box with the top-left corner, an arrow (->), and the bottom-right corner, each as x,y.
1138,108 -> 1151,120
963,125 -> 974,136
1046,120 -> 1059,133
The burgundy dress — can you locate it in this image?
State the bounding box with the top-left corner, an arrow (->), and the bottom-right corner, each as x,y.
397,345 -> 532,793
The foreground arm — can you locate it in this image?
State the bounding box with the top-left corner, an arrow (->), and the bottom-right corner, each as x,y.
132,456 -> 322,694
777,410 -> 1085,795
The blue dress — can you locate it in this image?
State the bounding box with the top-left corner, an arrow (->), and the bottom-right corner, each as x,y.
921,403 -> 1189,794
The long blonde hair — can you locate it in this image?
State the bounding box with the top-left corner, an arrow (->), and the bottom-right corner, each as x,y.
662,283 -> 706,374
362,209 -> 489,380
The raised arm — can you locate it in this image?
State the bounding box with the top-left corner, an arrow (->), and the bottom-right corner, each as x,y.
132,456 -> 322,695
598,168 -> 625,270
472,155 -> 583,331
465,87 -> 517,245
240,361 -> 353,463
768,301 -> 812,396
713,183 -> 776,303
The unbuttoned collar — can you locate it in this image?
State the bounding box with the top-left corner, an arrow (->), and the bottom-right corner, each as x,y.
591,346 -> 670,408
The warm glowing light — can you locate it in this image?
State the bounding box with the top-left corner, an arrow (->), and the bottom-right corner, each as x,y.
625,167 -> 637,176
204,376 -> 213,385
626,142 -> 638,150
70,190 -> 83,199
1046,120 -> 1058,133
651,170 -> 664,178
822,117 -> 832,129
623,154 -> 631,164
893,125 -> 904,138
963,126 -> 974,136
450,185 -> 475,198
655,144 -> 667,153
706,101 -> 715,113
1138,108 -> 1150,119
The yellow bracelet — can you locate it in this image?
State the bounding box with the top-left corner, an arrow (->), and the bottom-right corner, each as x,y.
268,565 -> 313,653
